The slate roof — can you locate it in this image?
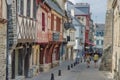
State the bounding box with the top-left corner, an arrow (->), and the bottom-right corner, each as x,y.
45,0 -> 65,16
74,7 -> 89,15
73,17 -> 84,27
64,22 -> 76,30
95,24 -> 105,31
74,3 -> 90,15
67,0 -> 74,5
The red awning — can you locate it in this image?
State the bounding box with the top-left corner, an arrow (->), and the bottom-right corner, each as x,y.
85,40 -> 95,46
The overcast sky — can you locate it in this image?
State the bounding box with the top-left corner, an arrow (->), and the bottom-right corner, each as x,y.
69,0 -> 107,24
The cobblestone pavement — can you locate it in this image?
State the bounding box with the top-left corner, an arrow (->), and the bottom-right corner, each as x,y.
26,60 -> 114,80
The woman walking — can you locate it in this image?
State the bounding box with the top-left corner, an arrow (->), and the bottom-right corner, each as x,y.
93,53 -> 99,68
86,53 -> 91,68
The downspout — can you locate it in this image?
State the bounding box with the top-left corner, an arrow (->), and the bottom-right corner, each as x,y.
111,8 -> 114,74
5,0 -> 9,79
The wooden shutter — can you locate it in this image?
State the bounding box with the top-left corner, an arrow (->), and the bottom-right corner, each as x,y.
56,17 -> 60,32
51,14 -> 54,30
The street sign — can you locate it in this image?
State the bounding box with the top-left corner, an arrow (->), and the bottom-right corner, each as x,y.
53,32 -> 60,41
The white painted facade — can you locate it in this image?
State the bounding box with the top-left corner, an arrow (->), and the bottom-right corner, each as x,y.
94,24 -> 104,53
65,0 -> 85,60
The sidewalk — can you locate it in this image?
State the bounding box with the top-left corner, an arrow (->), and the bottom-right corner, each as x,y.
26,60 -> 114,80
26,60 -> 75,80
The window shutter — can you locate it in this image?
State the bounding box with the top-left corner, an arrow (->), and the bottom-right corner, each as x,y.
56,17 -> 61,32
51,14 -> 54,30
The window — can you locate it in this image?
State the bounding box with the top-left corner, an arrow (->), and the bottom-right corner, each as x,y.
99,32 -> 101,35
101,40 -> 104,45
101,31 -> 104,36
42,12 -> 45,31
33,0 -> 37,19
70,32 -> 74,41
27,0 -> 31,17
96,40 -> 99,45
20,0 -> 24,15
96,32 -> 98,36
17,0 -> 24,15
67,36 -> 70,41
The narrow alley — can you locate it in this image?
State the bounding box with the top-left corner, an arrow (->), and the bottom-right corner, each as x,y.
1,0 -> 120,80
26,60 -> 113,80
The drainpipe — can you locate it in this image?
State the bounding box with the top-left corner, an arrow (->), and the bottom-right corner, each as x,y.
111,7 -> 114,75
6,0 -> 10,80
6,0 -> 13,80
111,9 -> 114,61
5,0 -> 8,79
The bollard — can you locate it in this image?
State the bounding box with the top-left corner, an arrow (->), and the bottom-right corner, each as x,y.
68,65 -> 70,70
81,60 -> 82,63
51,73 -> 54,80
76,61 -> 78,64
58,70 -> 61,76
71,64 -> 73,68
74,62 -> 76,66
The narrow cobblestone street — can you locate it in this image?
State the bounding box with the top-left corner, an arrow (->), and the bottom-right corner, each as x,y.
26,60 -> 113,80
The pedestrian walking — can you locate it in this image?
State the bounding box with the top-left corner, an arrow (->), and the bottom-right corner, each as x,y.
86,53 -> 91,68
93,53 -> 99,68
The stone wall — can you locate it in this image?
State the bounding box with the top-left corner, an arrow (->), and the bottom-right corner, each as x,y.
0,23 -> 6,80
103,9 -> 113,48
100,2 -> 113,71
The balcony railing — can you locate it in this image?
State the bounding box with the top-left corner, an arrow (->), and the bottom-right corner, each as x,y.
17,15 -> 36,42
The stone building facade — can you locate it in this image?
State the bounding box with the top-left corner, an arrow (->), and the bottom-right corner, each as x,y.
7,0 -> 37,79
99,0 -> 113,72
94,23 -> 105,53
36,0 -> 65,72
0,0 -> 7,80
100,0 -> 120,80
112,0 -> 120,79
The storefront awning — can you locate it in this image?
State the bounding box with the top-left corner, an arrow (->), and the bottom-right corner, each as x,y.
85,40 -> 95,46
